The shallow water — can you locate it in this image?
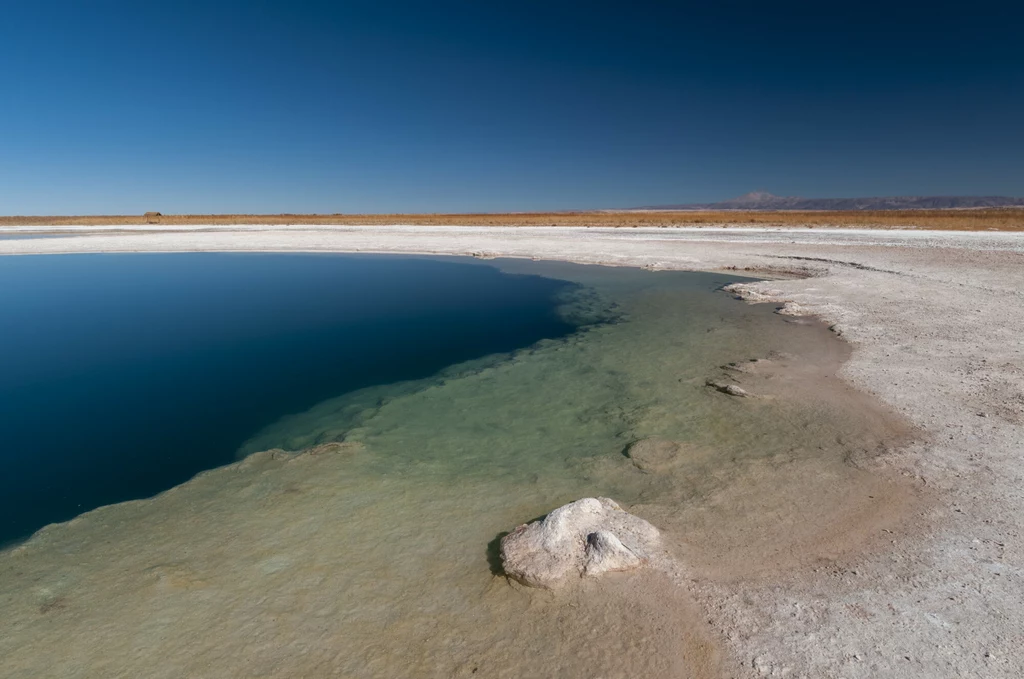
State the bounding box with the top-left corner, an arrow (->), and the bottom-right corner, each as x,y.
243,260 -> 898,494
0,256 -> 913,678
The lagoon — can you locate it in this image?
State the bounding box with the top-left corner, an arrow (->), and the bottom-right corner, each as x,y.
0,253 -> 911,678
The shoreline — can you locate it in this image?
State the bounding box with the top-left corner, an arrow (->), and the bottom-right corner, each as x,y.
2,226 -> 1023,677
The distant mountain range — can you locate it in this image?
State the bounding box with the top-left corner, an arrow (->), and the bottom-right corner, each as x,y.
636,192 -> 1024,211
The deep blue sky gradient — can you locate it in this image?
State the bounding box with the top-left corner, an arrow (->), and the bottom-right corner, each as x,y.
1,1 -> 1022,213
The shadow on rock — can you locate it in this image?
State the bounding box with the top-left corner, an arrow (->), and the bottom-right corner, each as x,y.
486,531 -> 510,576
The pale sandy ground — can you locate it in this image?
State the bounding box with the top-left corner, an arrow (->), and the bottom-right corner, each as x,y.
2,225 -> 1023,677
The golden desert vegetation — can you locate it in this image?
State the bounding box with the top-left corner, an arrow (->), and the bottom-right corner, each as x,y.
1,209 -> 1023,230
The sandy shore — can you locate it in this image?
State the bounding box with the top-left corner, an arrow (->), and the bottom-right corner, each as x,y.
2,225 -> 1023,677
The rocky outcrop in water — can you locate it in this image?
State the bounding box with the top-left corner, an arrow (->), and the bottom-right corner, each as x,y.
499,497 -> 661,589
705,379 -> 750,397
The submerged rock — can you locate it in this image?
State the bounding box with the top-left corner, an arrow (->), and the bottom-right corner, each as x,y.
304,441 -> 362,456
236,441 -> 362,467
499,497 -> 661,589
722,358 -> 772,374
625,438 -> 687,473
705,379 -> 750,397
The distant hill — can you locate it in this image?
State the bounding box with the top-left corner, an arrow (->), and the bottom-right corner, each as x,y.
638,192 -> 1024,211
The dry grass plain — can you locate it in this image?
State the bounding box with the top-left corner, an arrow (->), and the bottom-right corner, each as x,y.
2,209 -> 1024,230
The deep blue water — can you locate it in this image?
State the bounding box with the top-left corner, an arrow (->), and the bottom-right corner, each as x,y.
0,254 -> 578,546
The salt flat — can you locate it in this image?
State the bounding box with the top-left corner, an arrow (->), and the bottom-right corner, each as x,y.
2,225 -> 1023,677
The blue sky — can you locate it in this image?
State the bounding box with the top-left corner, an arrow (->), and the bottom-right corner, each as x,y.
1,1 -> 1022,213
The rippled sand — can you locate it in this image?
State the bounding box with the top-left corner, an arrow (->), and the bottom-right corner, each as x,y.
0,261 -> 916,678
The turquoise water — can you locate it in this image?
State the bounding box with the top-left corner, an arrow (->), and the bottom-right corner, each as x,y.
241,259 -> 894,497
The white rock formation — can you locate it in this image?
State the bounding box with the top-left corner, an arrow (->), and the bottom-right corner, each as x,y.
583,530 -> 642,576
499,497 -> 661,589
